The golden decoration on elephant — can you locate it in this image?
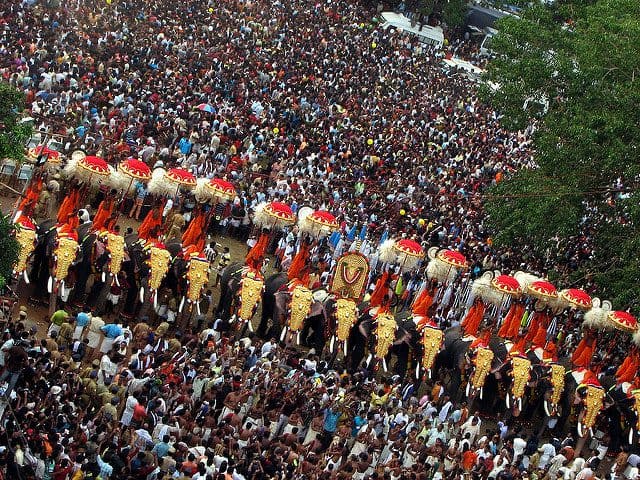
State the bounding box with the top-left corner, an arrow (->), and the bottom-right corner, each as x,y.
510,356 -> 531,400
335,298 -> 358,341
374,312 -> 397,360
582,385 -> 605,430
186,256 -> 210,302
53,236 -> 78,280
470,347 -> 494,390
421,326 -> 443,370
549,364 -> 565,407
288,285 -> 313,332
14,223 -> 37,276
330,252 -> 370,301
238,276 -> 264,321
105,232 -> 125,276
147,246 -> 171,291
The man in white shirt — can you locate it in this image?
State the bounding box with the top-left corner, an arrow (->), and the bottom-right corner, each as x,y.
261,338 -> 276,358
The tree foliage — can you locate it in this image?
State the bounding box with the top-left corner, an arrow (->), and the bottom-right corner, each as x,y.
481,0 -> 640,309
0,82 -> 31,162
0,215 -> 19,290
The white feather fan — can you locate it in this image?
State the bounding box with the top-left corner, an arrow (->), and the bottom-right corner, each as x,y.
147,168 -> 175,197
378,239 -> 398,265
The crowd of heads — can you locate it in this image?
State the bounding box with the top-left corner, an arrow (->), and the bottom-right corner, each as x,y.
0,0 -> 631,478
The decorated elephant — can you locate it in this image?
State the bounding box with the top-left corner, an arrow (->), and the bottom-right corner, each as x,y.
348,306 -> 417,376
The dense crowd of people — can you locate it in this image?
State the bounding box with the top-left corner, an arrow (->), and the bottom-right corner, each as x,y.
0,0 -> 635,478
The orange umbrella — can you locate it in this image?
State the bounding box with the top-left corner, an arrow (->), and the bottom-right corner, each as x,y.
206,178 -> 236,202
608,311 -> 637,333
119,158 -> 152,181
437,249 -> 468,269
560,288 -> 592,310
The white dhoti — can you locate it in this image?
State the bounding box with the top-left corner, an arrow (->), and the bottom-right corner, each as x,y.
73,325 -> 85,340
100,337 -> 115,354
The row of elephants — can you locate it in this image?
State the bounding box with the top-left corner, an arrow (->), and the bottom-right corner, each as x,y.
217,263 -> 640,449
21,221 -> 640,448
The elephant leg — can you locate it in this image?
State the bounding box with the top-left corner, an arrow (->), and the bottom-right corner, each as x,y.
312,317 -> 326,355
449,369 -> 463,403
392,343 -> 409,380
349,334 -> 366,373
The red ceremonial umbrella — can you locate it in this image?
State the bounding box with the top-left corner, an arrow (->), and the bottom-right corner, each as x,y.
305,210 -> 339,237
79,156 -> 110,176
393,239 -> 425,271
607,311 -> 638,333
263,202 -> 296,228
527,280 -> 558,300
437,249 -> 468,269
560,288 -> 592,310
206,178 -> 236,202
491,274 -> 522,296
393,239 -> 425,258
164,168 -> 196,187
28,146 -> 61,164
119,158 -> 152,181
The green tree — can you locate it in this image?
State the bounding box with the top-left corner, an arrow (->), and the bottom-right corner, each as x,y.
441,0 -> 468,28
0,82 -> 31,162
0,215 -> 19,290
481,0 -> 640,309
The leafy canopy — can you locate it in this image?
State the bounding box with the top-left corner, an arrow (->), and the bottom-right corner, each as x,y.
0,82 -> 31,161
481,0 -> 640,309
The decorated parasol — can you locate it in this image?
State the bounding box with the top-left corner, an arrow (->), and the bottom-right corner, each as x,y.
607,311 -> 638,333
393,238 -> 425,271
527,280 -> 558,300
79,156 -> 110,176
28,145 -> 61,164
119,158 -> 152,181
437,249 -> 468,269
205,178 -> 236,202
560,288 -> 593,310
301,210 -> 339,238
253,201 -> 296,230
164,168 -> 196,187
64,152 -> 111,188
491,275 -> 522,296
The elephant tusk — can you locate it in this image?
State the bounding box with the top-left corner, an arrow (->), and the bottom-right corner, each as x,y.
23,270 -> 29,284
466,382 -> 471,398
140,287 -> 145,304
179,297 -> 185,313
344,338 -> 348,353
629,429 -> 634,445
153,292 -> 158,310
428,368 -> 432,380
518,397 -> 522,412
296,332 -> 300,345
506,393 -> 511,409
366,354 -> 373,368
102,271 -> 106,283
60,280 -> 66,299
480,386 -> 484,401
382,358 -> 388,372
230,314 -> 236,324
47,276 -> 53,293
115,274 -> 120,287
248,321 -> 254,332
196,302 -> 201,316
280,327 -> 287,342
577,422 -> 584,438
330,336 -> 335,354
12,210 -> 22,224
416,363 -> 420,380
544,400 -> 551,417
